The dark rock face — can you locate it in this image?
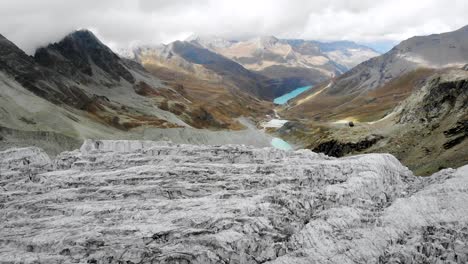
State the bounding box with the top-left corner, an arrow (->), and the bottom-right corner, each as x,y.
399,77 -> 468,124
312,134 -> 384,157
0,31 -> 145,113
421,79 -> 468,121
0,34 -> 37,75
443,121 -> 468,149
34,45 -> 91,81
444,120 -> 468,137
0,33 -> 76,104
397,76 -> 468,151
34,30 -> 135,84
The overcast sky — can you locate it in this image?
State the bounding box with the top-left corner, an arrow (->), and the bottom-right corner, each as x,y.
1,0 -> 467,54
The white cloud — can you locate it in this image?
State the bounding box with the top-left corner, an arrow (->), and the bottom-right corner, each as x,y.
0,0 -> 466,54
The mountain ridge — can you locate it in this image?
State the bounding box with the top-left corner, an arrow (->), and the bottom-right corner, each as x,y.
276,25 -> 468,174
121,35 -> 380,100
0,30 -> 274,155
284,24 -> 468,121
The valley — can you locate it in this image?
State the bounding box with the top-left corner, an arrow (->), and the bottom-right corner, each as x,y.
270,25 -> 468,175
0,28 -> 381,156
0,5 -> 468,263
0,25 -> 466,175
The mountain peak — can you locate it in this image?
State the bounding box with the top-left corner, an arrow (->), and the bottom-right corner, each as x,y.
455,24 -> 468,32
62,29 -> 107,50
186,34 -> 235,50
254,36 -> 279,48
34,29 -> 135,83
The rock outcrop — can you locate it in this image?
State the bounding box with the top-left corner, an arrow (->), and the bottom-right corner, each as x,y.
312,134 -> 384,157
1,140 -> 467,263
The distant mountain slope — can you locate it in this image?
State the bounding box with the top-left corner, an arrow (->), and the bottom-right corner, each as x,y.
0,30 -> 273,153
170,41 -> 274,98
124,40 -> 290,99
188,35 -> 380,92
122,36 -> 379,101
276,25 -> 468,175
313,40 -> 382,69
284,25 -> 468,122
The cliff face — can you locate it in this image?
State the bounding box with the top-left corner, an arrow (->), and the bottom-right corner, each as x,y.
1,140 -> 467,263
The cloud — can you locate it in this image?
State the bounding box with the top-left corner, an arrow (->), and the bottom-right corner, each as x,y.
0,0 -> 466,54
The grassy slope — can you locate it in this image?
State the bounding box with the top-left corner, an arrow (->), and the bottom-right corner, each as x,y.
278,68 -> 467,175
143,63 -> 273,130
282,68 -> 435,122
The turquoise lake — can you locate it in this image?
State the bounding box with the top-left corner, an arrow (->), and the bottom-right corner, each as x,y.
274,85 -> 313,105
271,138 -> 293,151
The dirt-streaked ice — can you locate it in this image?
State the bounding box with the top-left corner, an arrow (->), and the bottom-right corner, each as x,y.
0,140 -> 467,263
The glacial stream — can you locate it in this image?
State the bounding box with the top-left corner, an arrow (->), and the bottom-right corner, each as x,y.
269,85 -> 315,149
271,137 -> 293,150
261,110 -> 294,151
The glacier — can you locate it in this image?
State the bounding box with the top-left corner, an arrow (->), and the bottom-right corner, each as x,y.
0,140 -> 467,263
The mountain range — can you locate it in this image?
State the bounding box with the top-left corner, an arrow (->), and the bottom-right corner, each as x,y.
0,25 -> 467,174
0,30 -> 275,154
190,35 -> 379,87
279,25 -> 468,174
3,30 -> 376,154
122,35 -> 379,98
1,18 -> 468,264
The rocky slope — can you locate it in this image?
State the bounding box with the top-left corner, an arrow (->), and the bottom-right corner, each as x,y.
122,41 -> 274,126
284,25 -> 468,121
122,36 -> 379,101
201,36 -> 379,74
1,140 -> 467,263
189,36 -> 379,95
0,30 -> 191,132
274,26 -> 468,174
0,30 -> 274,154
122,41 -> 284,100
279,67 -> 468,175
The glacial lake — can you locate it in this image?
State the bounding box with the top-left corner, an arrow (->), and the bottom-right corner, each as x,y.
274,85 -> 313,105
271,138 -> 293,151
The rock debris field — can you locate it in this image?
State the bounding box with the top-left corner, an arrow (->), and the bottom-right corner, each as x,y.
1,140 -> 467,263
